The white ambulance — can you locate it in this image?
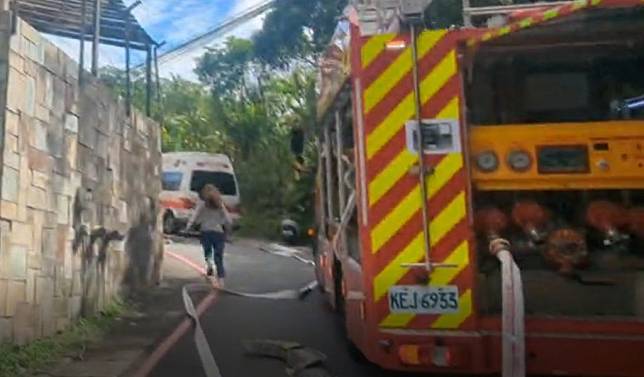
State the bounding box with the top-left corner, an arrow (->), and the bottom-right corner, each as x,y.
160,152 -> 241,234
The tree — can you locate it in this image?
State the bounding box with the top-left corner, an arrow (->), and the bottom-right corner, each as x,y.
196,37 -> 256,97
252,0 -> 346,68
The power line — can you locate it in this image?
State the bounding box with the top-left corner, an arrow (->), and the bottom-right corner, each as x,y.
136,0 -> 276,69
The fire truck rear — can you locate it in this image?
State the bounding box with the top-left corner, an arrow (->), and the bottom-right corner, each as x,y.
307,1 -> 644,376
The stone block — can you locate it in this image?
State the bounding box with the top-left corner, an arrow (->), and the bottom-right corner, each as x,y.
65,134 -> 78,171
24,74 -> 36,117
27,250 -> 41,270
8,244 -> 27,279
6,280 -> 26,317
70,270 -> 82,299
64,113 -> 78,133
30,209 -> 44,253
69,295 -> 81,320
7,67 -> 25,112
11,222 -> 32,248
28,147 -> 53,173
3,150 -> 20,170
5,133 -> 17,153
56,195 -> 70,225
0,318 -> 11,343
21,21 -> 40,45
13,302 -> 37,345
27,186 -> 48,211
0,279 -> 7,315
35,104 -> 50,123
44,71 -> 54,109
32,170 -> 50,189
26,268 -> 37,303
1,166 -> 18,202
30,119 -> 48,152
0,200 -> 17,220
5,109 -> 19,135
42,229 -> 56,259
9,51 -> 24,73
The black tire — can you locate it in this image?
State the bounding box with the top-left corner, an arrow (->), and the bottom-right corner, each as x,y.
347,339 -> 368,364
163,212 -> 176,234
333,258 -> 345,315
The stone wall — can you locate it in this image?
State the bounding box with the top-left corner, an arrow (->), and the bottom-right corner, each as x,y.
0,15 -> 163,344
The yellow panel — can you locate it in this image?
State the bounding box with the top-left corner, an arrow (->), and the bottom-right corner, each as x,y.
469,121 -> 644,190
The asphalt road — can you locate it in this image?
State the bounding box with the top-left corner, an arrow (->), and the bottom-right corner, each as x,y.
150,237 -> 418,377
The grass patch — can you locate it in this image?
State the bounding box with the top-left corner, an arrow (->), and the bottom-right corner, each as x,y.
0,298 -> 128,377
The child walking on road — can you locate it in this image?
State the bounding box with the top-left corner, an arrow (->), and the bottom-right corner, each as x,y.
186,184 -> 232,287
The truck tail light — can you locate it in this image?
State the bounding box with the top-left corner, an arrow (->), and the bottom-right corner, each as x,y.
398,344 -> 464,368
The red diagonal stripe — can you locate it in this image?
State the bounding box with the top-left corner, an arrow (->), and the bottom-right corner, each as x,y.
373,218 -> 471,323
406,265 -> 475,329
364,33 -> 460,134
369,154 -> 447,227
366,74 -> 460,180
371,170 -> 467,273
361,35 -> 412,88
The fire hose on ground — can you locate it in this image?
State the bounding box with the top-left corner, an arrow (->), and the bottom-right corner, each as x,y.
167,244 -> 333,377
489,238 -> 526,377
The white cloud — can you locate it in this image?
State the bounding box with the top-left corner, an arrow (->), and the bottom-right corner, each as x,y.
42,0 -> 269,81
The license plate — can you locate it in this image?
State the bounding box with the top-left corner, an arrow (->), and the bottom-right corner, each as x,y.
389,285 -> 459,314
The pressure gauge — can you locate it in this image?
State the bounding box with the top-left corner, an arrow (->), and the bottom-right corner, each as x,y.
475,151 -> 499,172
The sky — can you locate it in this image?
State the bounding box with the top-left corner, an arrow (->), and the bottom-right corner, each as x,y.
47,0 -> 267,81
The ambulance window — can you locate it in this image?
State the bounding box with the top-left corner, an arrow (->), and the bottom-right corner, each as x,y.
190,171 -> 237,196
162,172 -> 183,191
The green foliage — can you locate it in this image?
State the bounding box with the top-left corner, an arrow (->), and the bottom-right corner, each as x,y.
0,299 -> 127,377
252,0 -> 346,67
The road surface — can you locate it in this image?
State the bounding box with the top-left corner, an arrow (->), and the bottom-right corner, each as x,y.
150,237 -> 420,377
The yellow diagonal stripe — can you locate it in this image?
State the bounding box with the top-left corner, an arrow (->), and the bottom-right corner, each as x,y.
367,96 -> 460,208
373,193 -> 467,301
366,50 -> 456,159
542,8 -> 559,20
368,151 -> 417,207
364,31 -> 446,113
432,290 -> 473,329
370,153 -> 463,252
378,241 -> 470,328
361,34 -> 397,69
436,96 -> 459,119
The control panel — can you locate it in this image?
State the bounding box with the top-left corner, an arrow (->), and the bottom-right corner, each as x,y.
469,121 -> 644,190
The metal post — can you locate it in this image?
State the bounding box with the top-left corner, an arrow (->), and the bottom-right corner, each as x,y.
91,0 -> 101,76
124,1 -> 141,116
410,23 -> 433,273
463,0 -> 472,27
124,16 -> 131,116
145,43 -> 152,117
154,44 -> 162,106
335,109 -> 347,254
78,0 -> 87,82
323,124 -> 335,223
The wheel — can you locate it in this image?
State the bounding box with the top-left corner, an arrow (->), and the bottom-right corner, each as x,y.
163,213 -> 176,234
347,339 -> 368,364
333,258 -> 345,315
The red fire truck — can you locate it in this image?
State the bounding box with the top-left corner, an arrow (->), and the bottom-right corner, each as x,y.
306,0 -> 644,375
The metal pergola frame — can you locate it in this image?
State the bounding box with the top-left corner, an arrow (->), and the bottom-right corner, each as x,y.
11,0 -> 160,116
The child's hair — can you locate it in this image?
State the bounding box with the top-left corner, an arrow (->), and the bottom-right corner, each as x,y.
201,184 -> 222,208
